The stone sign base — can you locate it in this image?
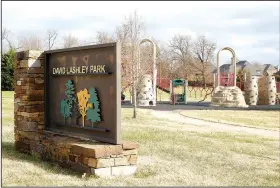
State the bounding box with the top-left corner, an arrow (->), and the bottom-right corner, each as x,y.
14,50 -> 139,178
15,131 -> 139,177
211,86 -> 248,108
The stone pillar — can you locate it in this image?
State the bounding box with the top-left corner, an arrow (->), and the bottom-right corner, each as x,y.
258,76 -> 277,105
244,75 -> 258,105
14,50 -> 45,155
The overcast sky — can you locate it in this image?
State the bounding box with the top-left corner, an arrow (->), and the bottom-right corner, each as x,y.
2,1 -> 279,66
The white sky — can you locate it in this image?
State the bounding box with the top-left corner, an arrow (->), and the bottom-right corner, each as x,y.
2,1 -> 280,66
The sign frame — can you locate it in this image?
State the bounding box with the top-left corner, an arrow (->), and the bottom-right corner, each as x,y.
44,42 -> 121,144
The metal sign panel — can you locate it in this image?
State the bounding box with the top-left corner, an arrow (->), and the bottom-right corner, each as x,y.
44,43 -> 121,144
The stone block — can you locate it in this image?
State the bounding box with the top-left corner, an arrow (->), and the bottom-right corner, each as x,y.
38,124 -> 45,130
122,141 -> 139,150
128,155 -> 137,165
20,59 -> 41,68
24,104 -> 44,113
27,83 -> 45,90
88,158 -> 114,168
71,143 -> 122,158
16,120 -> 38,131
91,167 -> 112,177
15,67 -> 44,74
114,157 -> 130,166
82,157 -> 89,165
20,94 -> 44,101
122,149 -> 138,155
25,50 -> 44,59
14,102 -> 19,112
17,112 -> 43,118
71,144 -> 105,158
111,165 -> 137,176
16,130 -> 41,141
104,145 -> 123,157
25,89 -> 44,95
16,51 -> 25,60
35,78 -> 44,84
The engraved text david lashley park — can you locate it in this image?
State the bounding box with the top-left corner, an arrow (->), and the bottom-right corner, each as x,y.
52,65 -> 106,75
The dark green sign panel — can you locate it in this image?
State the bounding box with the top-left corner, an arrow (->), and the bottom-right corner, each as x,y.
44,43 -> 121,144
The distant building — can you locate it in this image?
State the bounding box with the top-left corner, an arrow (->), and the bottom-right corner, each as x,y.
263,64 -> 278,76
213,60 -> 278,77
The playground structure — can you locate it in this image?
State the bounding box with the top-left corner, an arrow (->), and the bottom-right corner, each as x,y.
170,79 -> 188,105
211,47 -> 248,108
245,75 -> 277,105
133,38 -> 157,106
125,41 -> 279,107
137,74 -> 156,106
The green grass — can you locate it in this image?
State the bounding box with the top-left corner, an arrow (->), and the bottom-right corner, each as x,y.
179,110 -> 280,131
2,91 -> 280,186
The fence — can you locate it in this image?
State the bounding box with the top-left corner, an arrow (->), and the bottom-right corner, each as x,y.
155,75 -> 280,102
156,77 -> 214,102
277,82 -> 280,93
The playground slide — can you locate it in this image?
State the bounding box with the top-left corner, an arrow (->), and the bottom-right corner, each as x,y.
157,85 -> 170,93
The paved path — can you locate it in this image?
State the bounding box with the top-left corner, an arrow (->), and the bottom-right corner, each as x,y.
150,110 -> 279,138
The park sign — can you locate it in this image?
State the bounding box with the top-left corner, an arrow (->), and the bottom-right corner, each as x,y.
44,43 -> 121,144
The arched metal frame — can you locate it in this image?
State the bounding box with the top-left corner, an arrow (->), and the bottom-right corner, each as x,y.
216,47 -> 237,87
138,38 -> 157,104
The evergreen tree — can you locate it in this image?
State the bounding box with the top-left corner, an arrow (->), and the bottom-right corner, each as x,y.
1,49 -> 15,91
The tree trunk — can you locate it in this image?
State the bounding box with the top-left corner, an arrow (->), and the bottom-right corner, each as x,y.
133,73 -> 137,118
202,71 -> 206,88
203,76 -> 206,88
82,115 -> 85,127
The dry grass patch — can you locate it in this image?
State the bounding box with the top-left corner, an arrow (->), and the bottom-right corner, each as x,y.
179,110 -> 280,131
2,91 -> 280,186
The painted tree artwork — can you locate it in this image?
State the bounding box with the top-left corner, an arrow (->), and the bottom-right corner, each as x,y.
77,88 -> 90,127
86,88 -> 101,127
65,80 -> 76,107
60,99 -> 71,123
60,80 -> 76,123
60,80 -> 102,128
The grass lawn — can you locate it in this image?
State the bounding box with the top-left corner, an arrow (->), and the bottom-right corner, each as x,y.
179,110 -> 280,131
2,91 -> 280,186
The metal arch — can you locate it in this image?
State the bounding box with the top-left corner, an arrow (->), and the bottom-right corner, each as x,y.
216,47 -> 237,87
138,38 -> 157,104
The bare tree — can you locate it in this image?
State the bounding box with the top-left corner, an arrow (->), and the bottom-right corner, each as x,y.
115,10 -> 146,118
45,29 -> 58,50
153,40 -> 174,79
2,27 -> 10,42
191,36 -> 216,87
169,34 -> 193,80
63,34 -> 79,48
95,31 -> 115,44
2,27 -> 14,50
18,35 -> 43,50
